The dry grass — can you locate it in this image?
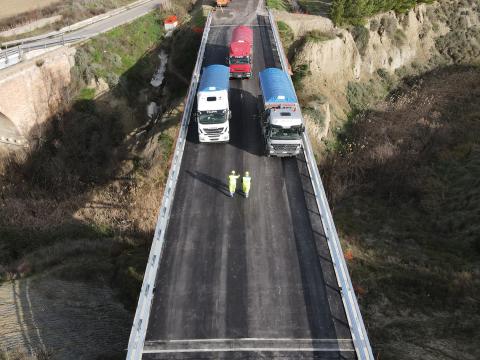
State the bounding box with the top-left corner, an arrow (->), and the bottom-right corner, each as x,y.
0,7 -> 198,357
322,66 -> 480,359
0,0 -> 60,21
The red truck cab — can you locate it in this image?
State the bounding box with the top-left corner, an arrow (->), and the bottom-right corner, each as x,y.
229,26 -> 253,79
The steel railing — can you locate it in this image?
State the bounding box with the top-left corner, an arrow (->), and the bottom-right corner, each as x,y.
125,11 -> 213,360
267,8 -> 374,360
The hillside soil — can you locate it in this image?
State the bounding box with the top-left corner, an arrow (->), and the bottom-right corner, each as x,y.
322,65 -> 480,360
0,2 -> 200,358
0,0 -> 60,20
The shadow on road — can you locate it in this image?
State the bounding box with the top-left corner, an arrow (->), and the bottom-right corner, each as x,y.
186,169 -> 230,196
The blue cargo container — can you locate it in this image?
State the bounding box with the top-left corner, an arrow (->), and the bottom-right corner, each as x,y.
258,67 -> 303,157
198,65 -> 230,92
259,68 -> 298,106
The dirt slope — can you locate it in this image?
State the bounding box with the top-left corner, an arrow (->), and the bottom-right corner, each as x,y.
0,276 -> 130,359
0,0 -> 60,21
322,65 -> 480,360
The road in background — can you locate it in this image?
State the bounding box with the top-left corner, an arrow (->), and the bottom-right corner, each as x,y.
0,0 -> 165,70
142,1 -> 355,359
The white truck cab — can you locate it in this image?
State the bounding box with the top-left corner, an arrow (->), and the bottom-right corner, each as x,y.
196,65 -> 231,143
265,107 -> 303,156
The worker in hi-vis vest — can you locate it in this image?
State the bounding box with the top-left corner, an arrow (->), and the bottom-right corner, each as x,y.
243,171 -> 251,198
228,170 -> 240,197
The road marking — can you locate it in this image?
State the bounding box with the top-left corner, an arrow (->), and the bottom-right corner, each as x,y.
143,338 -> 355,353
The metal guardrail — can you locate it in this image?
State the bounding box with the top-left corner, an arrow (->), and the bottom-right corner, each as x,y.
267,9 -> 374,360
125,11 -> 213,360
0,35 -> 85,69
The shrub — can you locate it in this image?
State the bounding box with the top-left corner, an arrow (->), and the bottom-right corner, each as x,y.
329,0 -> 435,26
351,25 -> 370,56
105,72 -> 120,88
266,0 -> 291,11
305,30 -> 336,43
370,19 -> 380,32
380,16 -> 398,37
392,29 -> 407,47
435,26 -> 480,64
292,63 -> 310,90
277,21 -> 294,50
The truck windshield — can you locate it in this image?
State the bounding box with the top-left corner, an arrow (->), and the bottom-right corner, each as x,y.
270,125 -> 302,140
198,110 -> 227,124
230,57 -> 250,64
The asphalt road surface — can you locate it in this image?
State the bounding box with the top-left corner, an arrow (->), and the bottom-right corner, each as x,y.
143,1 -> 355,359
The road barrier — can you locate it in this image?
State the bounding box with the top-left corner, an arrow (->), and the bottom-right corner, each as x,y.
267,9 -> 374,360
125,11 -> 213,360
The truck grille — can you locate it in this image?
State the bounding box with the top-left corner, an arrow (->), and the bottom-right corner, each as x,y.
272,144 -> 299,153
203,128 -> 223,136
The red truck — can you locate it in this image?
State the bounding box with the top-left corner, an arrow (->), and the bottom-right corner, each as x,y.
229,26 -> 253,79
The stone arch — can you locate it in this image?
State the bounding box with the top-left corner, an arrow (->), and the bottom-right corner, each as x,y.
0,111 -> 26,146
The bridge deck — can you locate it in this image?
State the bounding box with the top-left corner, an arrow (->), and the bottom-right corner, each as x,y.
144,1 -> 354,358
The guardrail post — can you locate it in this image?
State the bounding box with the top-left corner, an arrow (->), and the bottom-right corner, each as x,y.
4,47 -> 8,64
62,33 -> 65,46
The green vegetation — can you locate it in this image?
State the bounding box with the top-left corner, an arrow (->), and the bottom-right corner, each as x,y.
330,0 -> 435,26
346,69 -> 396,113
77,87 -> 96,100
322,66 -> 480,359
191,5 -> 211,28
298,0 -> 331,16
0,2 -> 201,358
292,64 -> 311,90
266,0 -> 291,11
75,11 -> 165,95
277,21 -> 294,50
305,30 -> 336,43
392,28 -> 407,46
351,25 -> 370,56
0,0 -> 139,42
435,27 -> 480,65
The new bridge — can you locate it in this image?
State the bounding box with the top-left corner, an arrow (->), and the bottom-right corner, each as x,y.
128,1 -> 373,359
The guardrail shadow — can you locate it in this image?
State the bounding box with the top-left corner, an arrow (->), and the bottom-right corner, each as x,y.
282,158 -> 339,342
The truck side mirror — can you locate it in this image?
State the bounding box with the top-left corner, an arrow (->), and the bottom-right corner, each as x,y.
229,110 -> 232,120
301,125 -> 306,133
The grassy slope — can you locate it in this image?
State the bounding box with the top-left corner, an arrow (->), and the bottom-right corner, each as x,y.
321,66 -> 480,359
0,0 -> 139,41
0,3 -> 201,357
266,0 -> 291,11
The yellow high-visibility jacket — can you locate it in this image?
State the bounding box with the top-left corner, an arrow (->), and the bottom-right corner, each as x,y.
228,174 -> 240,192
242,175 -> 251,193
